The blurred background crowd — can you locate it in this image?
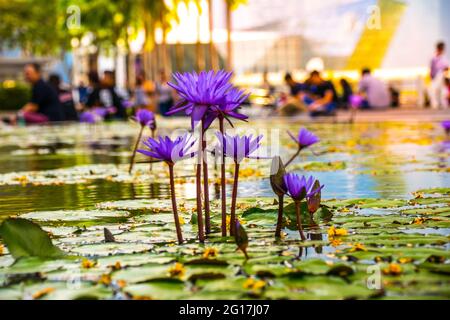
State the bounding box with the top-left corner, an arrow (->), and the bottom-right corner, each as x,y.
0,0 -> 449,125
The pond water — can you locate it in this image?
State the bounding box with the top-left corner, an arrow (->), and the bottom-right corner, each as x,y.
0,119 -> 449,300
0,120 -> 448,218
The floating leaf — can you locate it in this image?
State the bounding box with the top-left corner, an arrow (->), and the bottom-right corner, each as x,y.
307,180 -> 322,214
269,156 -> 286,196
235,221 -> 249,260
0,218 -> 64,260
103,228 -> 115,243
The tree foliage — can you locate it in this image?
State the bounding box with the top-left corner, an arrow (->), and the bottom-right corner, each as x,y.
0,0 -> 61,55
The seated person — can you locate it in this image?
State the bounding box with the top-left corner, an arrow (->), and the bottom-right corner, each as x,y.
85,70 -> 127,120
48,74 -> 79,121
302,71 -> 338,117
276,73 -> 307,116
284,73 -> 304,97
358,68 -> 391,109
339,78 -> 353,109
7,63 -> 64,125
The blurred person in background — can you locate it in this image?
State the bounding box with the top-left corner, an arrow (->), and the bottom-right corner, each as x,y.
277,73 -> 307,116
85,71 -> 101,107
77,81 -> 88,105
339,78 -> 353,109
4,63 -> 64,125
156,70 -> 174,116
302,70 -> 338,117
284,73 -> 304,97
132,73 -> 150,109
85,70 -> 126,120
428,42 -> 449,109
48,74 -> 78,121
262,70 -> 275,95
358,68 -> 391,109
446,78 -> 450,105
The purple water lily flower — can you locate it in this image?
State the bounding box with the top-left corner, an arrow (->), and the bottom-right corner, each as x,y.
442,120 -> 450,133
283,173 -> 323,241
288,128 -> 320,149
134,109 -> 156,129
350,94 -> 364,109
80,111 -> 102,124
202,87 -> 249,130
129,109 -> 156,174
166,70 -> 234,128
215,133 -> 263,164
138,134 -> 197,165
138,134 -> 194,244
216,133 -> 264,236
283,173 -> 323,201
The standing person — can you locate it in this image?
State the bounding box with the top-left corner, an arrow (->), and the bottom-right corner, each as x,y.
302,70 -> 338,117
429,42 -> 449,109
133,74 -> 150,109
358,68 -> 391,109
156,70 -> 174,116
18,63 -> 64,124
48,74 -> 78,121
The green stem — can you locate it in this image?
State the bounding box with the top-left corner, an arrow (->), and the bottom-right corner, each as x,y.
285,147 -> 301,167
275,194 -> 284,238
169,164 -> 183,244
230,162 -> 240,236
150,128 -> 155,172
196,126 -> 205,243
202,122 -> 211,234
219,117 -> 227,236
295,201 -> 306,241
129,125 -> 144,174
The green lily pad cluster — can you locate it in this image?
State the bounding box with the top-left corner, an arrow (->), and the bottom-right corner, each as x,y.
0,189 -> 448,300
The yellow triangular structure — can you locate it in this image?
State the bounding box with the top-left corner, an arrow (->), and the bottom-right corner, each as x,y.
347,0 -> 407,70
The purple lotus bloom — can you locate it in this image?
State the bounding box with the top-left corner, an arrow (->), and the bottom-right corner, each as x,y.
138,134 -> 196,164
283,173 -> 324,201
166,70 -> 234,128
80,111 -> 101,123
442,120 -> 450,132
134,109 -> 156,129
215,133 -> 263,163
202,87 -> 249,130
350,94 -> 364,109
287,128 -> 320,149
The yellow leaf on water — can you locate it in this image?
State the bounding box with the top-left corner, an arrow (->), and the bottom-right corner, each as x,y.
398,257 -> 413,264
32,287 -> 54,299
168,262 -> 185,278
81,259 -> 97,269
243,278 -> 266,291
0,244 -> 3,255
98,274 -> 112,286
133,295 -> 153,300
382,263 -> 402,276
109,261 -> 122,271
117,280 -> 127,288
412,217 -> 426,225
327,226 -> 348,238
330,239 -> 343,247
202,247 -> 218,259
349,243 -> 367,252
